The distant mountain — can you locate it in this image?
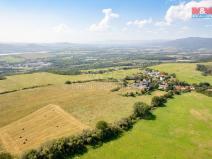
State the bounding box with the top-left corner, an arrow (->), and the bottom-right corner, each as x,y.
0,43 -> 77,54
162,37 -> 212,50
0,37 -> 211,54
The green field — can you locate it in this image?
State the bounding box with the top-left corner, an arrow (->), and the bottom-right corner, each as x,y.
0,69 -> 140,93
75,92 -> 212,159
150,63 -> 212,84
0,55 -> 25,63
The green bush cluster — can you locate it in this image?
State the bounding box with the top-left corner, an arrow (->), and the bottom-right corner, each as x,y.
194,82 -> 212,97
151,91 -> 174,107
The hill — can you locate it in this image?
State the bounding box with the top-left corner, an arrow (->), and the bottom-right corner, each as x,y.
162,37 -> 212,50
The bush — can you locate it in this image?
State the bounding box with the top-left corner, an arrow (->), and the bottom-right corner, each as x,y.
114,117 -> 133,131
0,76 -> 6,80
0,153 -> 13,159
21,149 -> 39,159
110,87 -> 121,92
164,91 -> 174,98
96,121 -> 109,130
133,102 -> 150,118
65,81 -> 72,84
151,96 -> 166,107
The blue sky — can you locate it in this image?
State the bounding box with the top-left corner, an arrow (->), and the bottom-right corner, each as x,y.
0,0 -> 211,42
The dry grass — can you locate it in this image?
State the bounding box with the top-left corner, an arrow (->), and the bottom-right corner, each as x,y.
0,104 -> 88,154
0,82 -> 162,128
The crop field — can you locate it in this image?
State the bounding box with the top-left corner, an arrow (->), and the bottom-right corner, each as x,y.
150,63 -> 212,84
76,92 -> 212,159
0,104 -> 88,154
0,68 -> 140,93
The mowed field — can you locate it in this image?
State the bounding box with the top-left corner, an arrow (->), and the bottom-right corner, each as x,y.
150,63 -> 212,84
0,69 -> 140,93
75,92 -> 212,159
0,104 -> 88,154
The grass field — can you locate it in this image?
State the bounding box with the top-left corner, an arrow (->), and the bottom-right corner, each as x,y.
75,92 -> 212,159
150,63 -> 212,84
0,104 -> 88,154
0,82 -> 164,128
0,69 -> 140,93
0,81 -> 164,154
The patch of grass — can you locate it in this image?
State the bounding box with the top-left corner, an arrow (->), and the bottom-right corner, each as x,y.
75,92 -> 212,159
0,69 -> 140,93
150,63 -> 212,84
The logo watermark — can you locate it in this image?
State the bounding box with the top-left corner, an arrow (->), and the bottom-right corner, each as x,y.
192,7 -> 212,18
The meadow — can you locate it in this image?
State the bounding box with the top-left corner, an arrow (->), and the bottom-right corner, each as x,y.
75,92 -> 212,159
0,68 -> 140,93
0,81 -> 164,154
150,63 -> 212,84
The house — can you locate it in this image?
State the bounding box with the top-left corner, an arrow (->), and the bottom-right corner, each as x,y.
175,85 -> 194,91
134,79 -> 150,90
159,82 -> 168,90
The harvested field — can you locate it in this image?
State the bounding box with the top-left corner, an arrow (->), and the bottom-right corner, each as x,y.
0,104 -> 88,154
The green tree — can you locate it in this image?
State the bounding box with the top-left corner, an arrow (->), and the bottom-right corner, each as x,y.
133,102 -> 150,118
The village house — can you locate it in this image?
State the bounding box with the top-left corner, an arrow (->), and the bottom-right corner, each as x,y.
159,82 -> 169,90
133,79 -> 150,90
175,85 -> 195,91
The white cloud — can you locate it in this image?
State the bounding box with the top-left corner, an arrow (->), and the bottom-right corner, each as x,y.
53,24 -> 71,33
165,0 -> 212,24
127,18 -> 152,28
89,8 -> 119,32
155,21 -> 170,27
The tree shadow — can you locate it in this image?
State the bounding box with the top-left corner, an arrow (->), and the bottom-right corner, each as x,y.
144,112 -> 156,120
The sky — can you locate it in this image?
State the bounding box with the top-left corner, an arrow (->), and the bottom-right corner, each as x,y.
0,0 -> 212,43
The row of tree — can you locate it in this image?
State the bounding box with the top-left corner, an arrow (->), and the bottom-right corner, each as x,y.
196,64 -> 212,76
194,82 -> 212,97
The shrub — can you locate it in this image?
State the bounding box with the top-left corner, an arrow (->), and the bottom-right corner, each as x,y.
151,96 -> 166,107
0,76 -> 6,80
65,81 -> 72,84
96,121 -> 109,130
114,117 -> 133,131
133,102 -> 150,118
110,87 -> 121,92
0,153 -> 13,159
21,149 -> 40,159
164,91 -> 174,98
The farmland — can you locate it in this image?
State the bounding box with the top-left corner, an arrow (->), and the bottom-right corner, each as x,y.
75,92 -> 212,159
0,80 -> 165,155
151,63 -> 212,84
0,61 -> 212,158
0,69 -> 140,93
0,104 -> 88,154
